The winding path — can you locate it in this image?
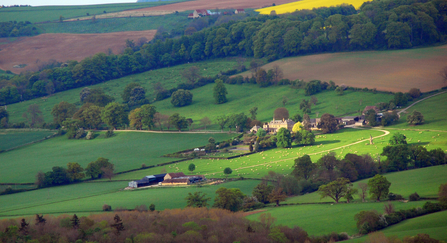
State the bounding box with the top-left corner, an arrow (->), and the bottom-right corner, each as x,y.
397,91 -> 447,116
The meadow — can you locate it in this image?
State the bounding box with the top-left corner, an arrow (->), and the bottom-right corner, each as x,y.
5,59 -> 244,124
0,131 -> 235,184
37,11 -> 191,34
112,128 -> 447,181
256,0 -> 371,14
392,92 -> 447,131
238,45 -> 447,92
0,129 -> 56,151
0,0 -> 190,23
345,210 -> 447,242
0,180 -> 259,218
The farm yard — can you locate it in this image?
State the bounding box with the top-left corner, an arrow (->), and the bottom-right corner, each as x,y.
239,45 -> 447,92
0,30 -> 157,73
256,0 -> 370,14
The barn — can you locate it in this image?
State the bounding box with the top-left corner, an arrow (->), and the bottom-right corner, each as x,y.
128,173 -> 166,188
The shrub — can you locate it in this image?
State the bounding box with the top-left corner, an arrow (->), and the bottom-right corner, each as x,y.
409,192 -> 420,201
102,204 -> 112,211
422,202 -> 442,213
149,204 -> 155,212
388,193 -> 404,201
105,129 -> 114,138
384,202 -> 395,215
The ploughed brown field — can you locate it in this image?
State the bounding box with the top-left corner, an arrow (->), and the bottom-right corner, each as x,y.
129,0 -> 298,12
240,45 -> 447,92
0,30 -> 157,73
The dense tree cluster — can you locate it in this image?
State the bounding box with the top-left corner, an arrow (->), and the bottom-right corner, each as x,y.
0,21 -> 38,37
2,0 -> 446,105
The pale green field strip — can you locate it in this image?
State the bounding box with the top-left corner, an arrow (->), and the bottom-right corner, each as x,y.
246,201 -> 427,236
345,210 -> 447,242
0,130 -> 56,151
0,132 -> 235,183
0,180 -> 258,218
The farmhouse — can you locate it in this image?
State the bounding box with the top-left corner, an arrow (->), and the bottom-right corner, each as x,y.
250,125 -> 261,133
262,118 -> 295,133
309,118 -> 321,130
128,173 -> 166,188
235,9 -> 245,14
340,116 -> 361,125
162,172 -> 205,185
188,9 -> 210,18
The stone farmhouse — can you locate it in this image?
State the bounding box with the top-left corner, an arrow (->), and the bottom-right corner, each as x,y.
188,9 -> 210,19
251,118 -> 295,134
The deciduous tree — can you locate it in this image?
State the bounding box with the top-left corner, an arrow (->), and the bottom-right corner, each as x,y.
23,104 -> 44,128
216,115 -> 228,132
66,162 -> 85,182
185,192 -> 210,207
51,101 -> 77,126
213,187 -> 245,212
101,102 -> 127,129
292,155 -> 316,180
169,113 -> 188,131
171,89 -> 193,107
407,110 -> 424,125
253,182 -> 274,204
276,128 -> 291,148
181,66 -> 201,84
368,174 -> 391,201
318,113 -> 338,134
269,188 -> 287,206
318,177 -> 352,203
213,79 -> 228,104
274,107 -> 289,120
188,163 -> 196,173
200,116 -> 211,130
249,107 -> 258,120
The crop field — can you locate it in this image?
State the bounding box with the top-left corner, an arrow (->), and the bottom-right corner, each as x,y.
131,0 -> 297,13
392,92 -> 447,131
111,128 -> 447,181
0,180 -> 259,218
0,131 -> 235,184
0,0 -> 190,23
246,201 -> 428,236
38,11 -> 191,34
346,211 -> 447,242
0,130 -> 56,151
5,59 -> 244,124
0,30 -> 157,74
256,0 -> 368,14
239,45 -> 447,92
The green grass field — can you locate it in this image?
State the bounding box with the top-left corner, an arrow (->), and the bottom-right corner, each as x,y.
5,59 -> 244,124
112,128 -> 447,181
247,201 -> 428,236
0,0 -> 190,23
285,165 -> 447,204
345,210 -> 447,242
0,179 -> 259,218
0,130 -> 56,151
391,92 -> 447,131
37,11 -> 191,34
0,131 -> 235,183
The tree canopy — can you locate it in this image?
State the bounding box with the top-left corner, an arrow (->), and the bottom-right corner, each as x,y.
171,89 -> 193,107
213,79 -> 228,104
368,174 -> 391,201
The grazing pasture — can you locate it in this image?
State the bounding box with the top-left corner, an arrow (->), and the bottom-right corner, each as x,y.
246,201 -> 428,236
0,30 -> 157,73
0,180 -> 259,218
112,128 -> 447,181
345,211 -> 447,242
256,0 -> 368,14
0,131 -> 235,184
0,130 -> 56,151
0,0 -> 189,23
238,45 -> 447,92
5,59 -> 243,124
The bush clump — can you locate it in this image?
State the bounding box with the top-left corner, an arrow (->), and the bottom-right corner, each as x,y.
409,192 -> 420,201
102,204 -> 112,211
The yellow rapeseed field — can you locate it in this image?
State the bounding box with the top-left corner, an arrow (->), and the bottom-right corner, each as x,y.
256,0 -> 369,15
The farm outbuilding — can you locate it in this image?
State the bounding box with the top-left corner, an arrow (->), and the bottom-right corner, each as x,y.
128,173 -> 166,188
162,175 -> 205,185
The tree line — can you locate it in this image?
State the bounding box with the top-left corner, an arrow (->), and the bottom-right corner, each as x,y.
0,21 -> 39,37
2,0 -> 447,105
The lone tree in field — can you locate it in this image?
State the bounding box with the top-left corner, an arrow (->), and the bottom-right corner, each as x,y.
276,128 -> 292,148
213,79 -> 228,104
224,167 -> 233,179
188,163 -> 196,173
318,177 -> 352,203
407,110 -> 424,125
171,89 -> 193,107
368,174 -> 391,201
249,107 -> 258,120
185,191 -> 210,207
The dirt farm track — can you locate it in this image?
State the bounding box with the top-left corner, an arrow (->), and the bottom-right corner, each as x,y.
0,30 -> 157,73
